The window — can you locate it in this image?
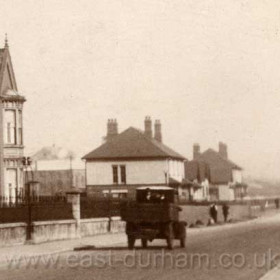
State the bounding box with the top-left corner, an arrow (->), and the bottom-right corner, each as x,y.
112,165 -> 127,185
120,165 -> 126,184
18,111 -> 23,145
5,110 -> 16,144
112,165 -> 118,184
7,123 -> 11,143
111,189 -> 128,199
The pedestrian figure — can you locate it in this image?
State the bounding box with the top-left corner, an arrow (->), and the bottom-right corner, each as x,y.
275,199 -> 280,209
209,203 -> 218,224
222,204 -> 229,222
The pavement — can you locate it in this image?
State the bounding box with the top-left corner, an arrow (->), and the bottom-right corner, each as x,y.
260,267 -> 280,280
0,233 -> 127,268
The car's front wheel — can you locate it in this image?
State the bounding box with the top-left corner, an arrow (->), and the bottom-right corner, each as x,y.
128,235 -> 135,249
141,238 -> 148,248
166,222 -> 174,250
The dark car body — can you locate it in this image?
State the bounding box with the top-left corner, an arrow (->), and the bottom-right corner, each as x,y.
120,186 -> 187,249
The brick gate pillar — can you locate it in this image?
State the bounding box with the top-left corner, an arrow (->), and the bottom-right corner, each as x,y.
66,188 -> 81,238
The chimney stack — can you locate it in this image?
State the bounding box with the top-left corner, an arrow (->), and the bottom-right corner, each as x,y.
219,142 -> 228,159
107,119 -> 118,142
154,120 -> 162,142
144,116 -> 152,138
193,143 -> 200,160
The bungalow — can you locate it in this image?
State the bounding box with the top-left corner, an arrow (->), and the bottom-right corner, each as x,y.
185,142 -> 247,201
82,117 -> 187,198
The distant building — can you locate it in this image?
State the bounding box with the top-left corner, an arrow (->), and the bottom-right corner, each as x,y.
184,159 -> 210,201
32,145 -> 75,162
83,117 -> 186,198
30,145 -> 85,195
0,38 -> 26,198
185,142 -> 247,201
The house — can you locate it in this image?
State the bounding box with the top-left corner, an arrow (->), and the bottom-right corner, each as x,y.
185,142 -> 247,201
29,145 -> 85,195
0,37 -> 26,198
82,117 -> 187,198
184,159 -> 210,201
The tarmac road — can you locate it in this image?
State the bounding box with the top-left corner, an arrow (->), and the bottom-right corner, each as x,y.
1,214 -> 280,280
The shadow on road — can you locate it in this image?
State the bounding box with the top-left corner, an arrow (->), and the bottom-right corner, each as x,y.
74,245 -> 175,251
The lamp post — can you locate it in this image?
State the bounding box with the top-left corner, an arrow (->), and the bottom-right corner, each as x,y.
22,156 -> 33,181
22,156 -> 33,241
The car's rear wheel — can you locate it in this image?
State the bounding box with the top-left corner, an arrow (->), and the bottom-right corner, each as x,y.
167,236 -> 173,250
141,238 -> 148,248
128,235 -> 135,249
180,236 -> 186,248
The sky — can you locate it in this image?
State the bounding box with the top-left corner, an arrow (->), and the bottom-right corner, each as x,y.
0,0 -> 280,179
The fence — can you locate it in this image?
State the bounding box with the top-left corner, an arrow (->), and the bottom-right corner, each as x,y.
0,194 -> 129,224
0,194 -> 73,224
79,196 -> 280,219
2,193 -> 277,224
80,197 -> 128,219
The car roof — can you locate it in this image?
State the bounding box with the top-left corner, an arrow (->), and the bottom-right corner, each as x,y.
136,186 -> 174,191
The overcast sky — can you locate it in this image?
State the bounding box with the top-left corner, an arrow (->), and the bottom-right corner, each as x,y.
1,0 -> 280,179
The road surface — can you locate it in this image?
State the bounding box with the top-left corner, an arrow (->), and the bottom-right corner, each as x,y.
1,214 -> 280,280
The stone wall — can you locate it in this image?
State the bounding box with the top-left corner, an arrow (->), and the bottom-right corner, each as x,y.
179,204 -> 264,226
80,218 -> 109,237
0,223 -> 27,247
0,217 -> 125,247
31,220 -> 77,244
110,217 -> 126,233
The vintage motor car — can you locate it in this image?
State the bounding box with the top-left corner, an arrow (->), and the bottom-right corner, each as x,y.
120,186 -> 187,249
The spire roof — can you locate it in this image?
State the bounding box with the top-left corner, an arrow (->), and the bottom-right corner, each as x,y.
0,36 -> 25,100
4,33 -> 8,48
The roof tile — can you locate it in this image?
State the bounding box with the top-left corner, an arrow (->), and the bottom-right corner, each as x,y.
185,148 -> 242,184
83,127 -> 186,161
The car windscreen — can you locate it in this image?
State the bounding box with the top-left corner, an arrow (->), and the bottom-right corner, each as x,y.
136,189 -> 175,203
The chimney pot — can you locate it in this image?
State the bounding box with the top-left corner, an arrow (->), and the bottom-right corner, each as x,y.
219,142 -> 228,159
144,116 -> 152,138
107,118 -> 118,142
154,119 -> 162,142
193,143 -> 200,160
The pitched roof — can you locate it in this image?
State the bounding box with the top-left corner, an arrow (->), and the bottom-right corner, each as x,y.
198,149 -> 242,170
83,127 -> 186,161
185,148 -> 242,184
185,160 -> 209,182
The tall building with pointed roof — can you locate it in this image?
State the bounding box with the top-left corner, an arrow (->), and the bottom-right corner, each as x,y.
0,37 -> 26,197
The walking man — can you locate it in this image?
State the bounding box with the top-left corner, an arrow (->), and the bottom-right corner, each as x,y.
222,204 -> 229,222
209,203 -> 218,224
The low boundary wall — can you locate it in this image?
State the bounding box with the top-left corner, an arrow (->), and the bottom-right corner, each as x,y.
0,217 -> 125,247
0,223 -> 27,247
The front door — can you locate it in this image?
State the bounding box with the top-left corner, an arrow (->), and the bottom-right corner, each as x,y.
6,169 -> 17,202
